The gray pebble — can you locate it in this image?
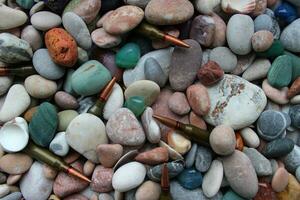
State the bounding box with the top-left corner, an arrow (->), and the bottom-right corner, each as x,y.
296,166 -> 300,182
254,13 -> 280,39
144,57 -> 168,87
77,47 -> 89,64
49,132 -> 69,156
147,160 -> 184,182
270,159 -> 278,175
282,145 -> 300,173
1,192 -> 22,200
195,146 -> 213,172
124,189 -> 136,200
280,19 -> 300,53
63,69 -> 76,95
185,143 -> 197,168
209,47 -> 237,72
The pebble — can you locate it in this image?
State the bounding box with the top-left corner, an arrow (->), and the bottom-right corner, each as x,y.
288,77 -> 300,99
232,53 -> 256,75
99,193 -> 114,200
31,11 -> 61,31
0,3 -> 27,30
62,12 -> 92,50
242,59 -> 271,81
222,150 -> 258,199
135,147 -> 168,165
240,127 -> 260,148
223,190 -> 245,200
262,79 -> 289,104
32,49 -> 65,80
147,161 -> 184,182
54,91 -> 78,110
0,153 -> 32,174
267,55 -> 292,88
280,18 -> 300,53
91,166 -> 113,193
282,145 -> 300,173
116,43 -> 141,69
197,61 -> 224,86
43,164 -> 57,180
276,173 -> 300,200
186,83 -> 210,116
177,168 -> 202,190
49,132 -> 69,156
296,166 -> 300,182
252,30 -> 274,52
57,110 -> 78,131
91,28 -> 122,49
0,184 -> 10,198
0,172 -> 6,184
103,83 -> 124,120
6,174 -> 20,185
66,113 -> 108,163
96,144 -> 123,168
1,192 -> 22,200
271,167 -> 289,192
0,76 -> 13,96
135,180 -> 161,200
254,13 -> 280,39
83,160 -> 95,177
0,33 -> 33,63
20,162 -> 54,200
209,125 -> 236,156
25,75 -> 57,99
289,105 -> 300,129
261,138 -> 295,158
189,112 -> 207,130
29,1 -> 45,16
144,57 -> 168,87
21,25 -> 42,51
145,0 -> 194,25
194,0 -> 221,15
195,146 -> 213,173
185,143 -> 197,168
222,0 -> 256,14
103,5 -> 144,35
227,14 -> 254,55
141,107 -> 161,144
202,159 -> 223,198
209,47 -> 237,72
168,92 -> 190,115
112,162 -> 146,192
204,75 -> 267,130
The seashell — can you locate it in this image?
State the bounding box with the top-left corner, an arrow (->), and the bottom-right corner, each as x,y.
113,150 -> 139,172
159,140 -> 184,160
0,117 -> 29,152
222,0 -> 256,14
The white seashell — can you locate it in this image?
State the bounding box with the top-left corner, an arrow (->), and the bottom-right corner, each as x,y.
222,0 -> 256,14
195,0 -> 221,15
159,140 -> 184,161
0,117 -> 29,152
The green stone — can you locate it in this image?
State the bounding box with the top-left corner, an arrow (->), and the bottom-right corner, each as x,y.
116,43 -> 141,69
16,0 -> 34,9
267,55 -> 292,88
261,138 -> 295,158
57,110 -> 78,131
124,96 -> 146,117
29,102 -> 58,147
284,51 -> 300,81
222,190 -> 246,200
71,60 -> 112,96
257,40 -> 284,59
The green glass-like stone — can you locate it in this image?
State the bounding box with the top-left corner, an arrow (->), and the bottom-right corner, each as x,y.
29,102 -> 58,147
257,40 -> 284,59
267,55 -> 292,88
284,51 -> 300,81
116,43 -> 141,69
124,96 -> 146,117
16,0 -> 34,9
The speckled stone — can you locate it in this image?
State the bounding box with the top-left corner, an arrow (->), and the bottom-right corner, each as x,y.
147,161 -> 184,182
195,146 -> 213,173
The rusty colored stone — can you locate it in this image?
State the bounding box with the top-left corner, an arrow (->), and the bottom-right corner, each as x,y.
235,131 -> 244,151
23,106 -> 38,122
197,61 -> 224,86
288,77 -> 300,99
135,147 -> 169,165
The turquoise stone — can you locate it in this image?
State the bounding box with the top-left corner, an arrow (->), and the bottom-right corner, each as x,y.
116,43 -> 141,69
222,190 -> 246,200
284,51 -> 300,81
257,40 -> 284,59
29,102 -> 58,147
16,0 -> 34,9
71,60 -> 112,96
124,96 -> 146,117
177,168 -> 202,190
267,55 -> 292,88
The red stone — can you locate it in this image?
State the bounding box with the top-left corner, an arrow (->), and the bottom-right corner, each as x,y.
197,61 -> 224,86
235,132 -> 244,151
288,77 -> 300,99
90,166 -> 113,193
135,147 -> 169,165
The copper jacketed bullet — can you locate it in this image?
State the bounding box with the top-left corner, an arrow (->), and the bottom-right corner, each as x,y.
159,163 -> 172,200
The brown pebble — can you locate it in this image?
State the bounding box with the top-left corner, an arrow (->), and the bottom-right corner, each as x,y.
6,174 -> 22,185
288,77 -> 300,99
135,147 -> 169,165
63,150 -> 81,164
23,106 -> 38,122
43,164 -> 58,180
251,0 -> 267,16
235,132 -> 244,151
271,167 -> 289,192
189,111 -> 207,130
186,83 -> 210,116
251,30 -> 274,52
91,165 -> 113,193
0,153 -> 33,174
83,160 -> 95,177
197,61 -> 224,86
168,92 -> 190,115
135,180 -> 161,200
96,144 -> 123,168
54,91 -> 79,110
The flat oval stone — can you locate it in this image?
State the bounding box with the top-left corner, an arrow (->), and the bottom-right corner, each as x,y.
282,145 -> 300,173
62,12 -> 92,50
91,28 -> 122,49
49,132 -> 69,157
280,18 -> 300,53
144,57 -> 168,87
271,167 -> 289,192
71,60 -> 112,96
204,74 -> 267,130
210,46 -> 237,72
54,91 -> 78,110
24,75 -> 57,99
252,30 -> 274,52
177,168 -> 202,190
135,180 -> 161,200
145,0 -> 194,25
169,39 -> 202,91
29,102 -> 58,147
91,165 -> 113,193
116,43 -> 141,69
0,33 -> 33,64
96,144 -> 123,168
134,147 -> 168,165
194,0 -> 221,15
242,59 -> 271,81
124,96 -> 146,117
168,92 -> 190,115
0,3 -> 27,30
57,110 -> 78,132
106,108 -> 145,146
103,5 -> 144,35
0,76 -> 13,96
31,11 -> 61,31
185,143 -> 198,168
103,83 -> 124,120
262,79 -> 289,105
147,161 -> 184,182
167,131 -> 191,155
267,55 -> 292,88
112,162 -> 146,192
0,153 -> 32,174
223,190 -> 246,200
1,192 -> 22,200
210,125 -> 236,156
261,138 -> 295,158
33,49 -> 65,80
240,127 -> 260,148
202,159 -> 223,198
195,146 -> 213,173
227,14 -> 254,55
254,14 -> 280,39
66,113 -> 108,163
186,83 -> 210,116
222,150 -> 258,199
124,80 -> 160,106
21,25 -> 42,51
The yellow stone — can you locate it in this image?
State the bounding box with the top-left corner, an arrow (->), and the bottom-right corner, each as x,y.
276,173 -> 300,200
167,130 -> 191,155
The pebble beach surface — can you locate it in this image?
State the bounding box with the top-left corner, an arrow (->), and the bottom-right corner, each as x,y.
0,0 -> 300,200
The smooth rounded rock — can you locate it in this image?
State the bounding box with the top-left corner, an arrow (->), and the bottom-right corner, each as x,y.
282,145 -> 300,173
0,76 -> 13,96
25,75 -> 57,99
222,0 -> 256,14
116,43 -> 141,69
195,146 -> 212,173
280,18 -> 300,53
197,61 -> 224,86
103,83 -> 124,120
289,105 -> 300,129
91,166 -> 113,193
167,92 -> 190,115
1,192 -> 22,200
0,3 -> 27,30
135,180 -> 161,200
49,132 -> 69,157
202,159 -> 223,198
135,147 -> 168,165
210,46 -> 237,72
242,59 -> 271,81
96,144 -> 123,168
57,110 -> 78,132
267,55 -> 292,88
240,127 -> 260,148
141,107 -> 161,144
91,28 -> 122,49
144,57 -> 168,87
261,138 -> 295,158
0,153 -> 32,174
254,14 -> 280,39
21,25 -> 42,52
271,167 -> 289,192
194,0 -> 221,15
147,161 -> 184,182
177,168 -> 202,190
252,30 -> 274,52
167,130 -> 191,155
31,11 -> 61,31
186,83 -> 210,116
262,79 -> 289,105
54,91 -> 78,110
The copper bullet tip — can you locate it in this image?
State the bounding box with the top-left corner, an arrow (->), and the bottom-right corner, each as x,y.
152,114 -> 178,129
163,35 -> 190,48
99,76 -> 117,101
161,163 -> 169,190
67,167 -> 91,183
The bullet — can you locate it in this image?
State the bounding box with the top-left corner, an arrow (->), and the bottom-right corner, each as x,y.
159,163 -> 172,200
88,76 -> 117,117
0,66 -> 36,77
135,22 -> 190,48
23,142 -> 91,183
153,114 -> 210,146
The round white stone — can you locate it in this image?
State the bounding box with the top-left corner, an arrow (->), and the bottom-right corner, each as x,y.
49,132 -> 69,156
202,159 -> 223,198
103,83 -> 124,120
240,127 -> 260,148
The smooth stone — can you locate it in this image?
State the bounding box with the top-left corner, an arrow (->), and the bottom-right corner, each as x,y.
112,162 -> 146,192
124,0 -> 151,8
77,47 -> 88,64
21,25 -> 42,51
66,113 -> 108,163
29,1 -> 45,16
261,138 -> 294,158
83,160 -> 95,177
243,147 -> 272,176
32,49 -> 65,80
63,69 -> 76,95
0,184 -> 9,198
135,147 -> 168,165
262,79 -> 289,104
197,61 -> 224,86
186,83 -> 210,116
280,18 -> 300,53
252,30 -> 274,52
147,161 -> 184,182
289,105 -> 300,128
209,46 -> 237,72
290,95 -> 300,104
272,167 -> 289,192
242,59 -> 271,81
0,76 -> 13,96
0,153 -> 32,174
222,150 -> 258,198
252,0 -> 268,16
54,91 -> 78,110
77,96 -> 95,114
135,180 -> 161,200
194,0 -> 221,15
254,13 -> 280,39
202,159 -> 223,198
6,174 -> 21,185
91,28 -> 122,49
106,108 -> 145,146
43,164 -> 57,180
0,33 -> 33,63
276,173 -> 300,200
168,92 -> 190,115
240,127 -> 260,148
282,145 -> 300,173
210,125 -> 236,156
227,14 -> 254,55
267,55 -> 292,88
204,75 -> 267,130
31,11 -> 61,31
62,12 -> 92,50
71,60 -> 112,96
144,57 -> 168,87
123,48 -> 173,87
185,143 -> 197,168
211,13 -> 226,47
141,107 -> 161,144
177,168 -> 202,190
223,190 -> 246,200
116,43 -> 141,69
99,193 -> 114,200
124,96 -> 146,117
169,39 -> 202,91
232,53 -> 256,75
16,0 -> 34,9
195,146 -> 213,173
96,144 -> 123,168
1,192 -> 22,200
103,83 -> 124,120
91,166 -> 113,193
103,5 -> 144,35
288,77 -> 300,99
57,110 -> 78,131
20,162 -> 53,200
0,3 -> 27,30
25,75 -> 57,99
257,39 -> 284,59
0,84 -> 30,123
167,130 -> 191,155
49,132 -> 69,156
124,80 -> 160,106
296,166 -> 300,182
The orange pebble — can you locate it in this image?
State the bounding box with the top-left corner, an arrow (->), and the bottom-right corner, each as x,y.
235,131 -> 244,151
